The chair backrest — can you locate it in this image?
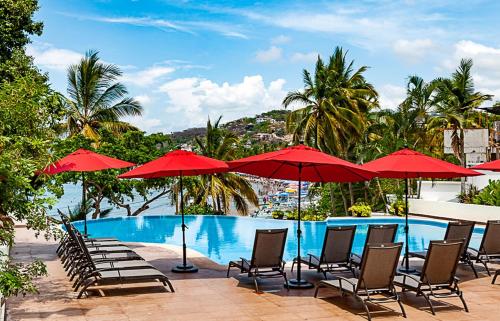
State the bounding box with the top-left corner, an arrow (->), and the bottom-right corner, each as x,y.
480,220 -> 500,255
444,221 -> 475,256
357,242 -> 403,291
320,225 -> 356,264
420,239 -> 464,286
366,224 -> 398,245
74,231 -> 97,271
250,229 -> 288,268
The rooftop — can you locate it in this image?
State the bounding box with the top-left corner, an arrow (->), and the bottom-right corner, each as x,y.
8,225 -> 500,321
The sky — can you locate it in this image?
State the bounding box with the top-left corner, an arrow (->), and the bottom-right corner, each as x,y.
30,0 -> 500,133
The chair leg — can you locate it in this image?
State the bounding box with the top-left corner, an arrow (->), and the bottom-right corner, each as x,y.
314,284 -> 322,298
226,263 -> 232,278
283,272 -> 289,291
468,259 -> 479,278
357,296 -> 372,321
421,292 -> 435,315
492,270 -> 499,284
458,291 -> 469,312
291,259 -> 296,272
253,275 -> 260,293
481,259 -> 491,276
397,296 -> 407,318
163,278 -> 175,292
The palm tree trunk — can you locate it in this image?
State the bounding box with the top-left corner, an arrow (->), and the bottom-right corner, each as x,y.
348,183 -> 355,206
328,183 -> 337,216
376,178 -> 387,211
339,184 -> 349,215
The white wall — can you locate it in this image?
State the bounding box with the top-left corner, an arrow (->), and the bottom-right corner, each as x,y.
409,198 -> 500,223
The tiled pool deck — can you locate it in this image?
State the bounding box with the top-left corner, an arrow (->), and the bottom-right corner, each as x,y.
7,225 -> 500,321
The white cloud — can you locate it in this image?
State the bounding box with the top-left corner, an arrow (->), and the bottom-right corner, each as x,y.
271,35 -> 291,45
393,39 -> 435,63
290,51 -> 318,63
70,14 -> 248,39
441,40 -> 500,99
378,84 -> 406,110
255,46 -> 282,63
26,44 -> 82,71
122,66 -> 175,87
158,75 -> 287,130
134,94 -> 152,104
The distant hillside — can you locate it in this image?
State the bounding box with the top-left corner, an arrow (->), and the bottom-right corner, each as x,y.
171,110 -> 292,146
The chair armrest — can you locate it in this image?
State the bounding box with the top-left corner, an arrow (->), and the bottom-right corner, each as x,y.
308,254 -> 320,261
336,276 -> 356,292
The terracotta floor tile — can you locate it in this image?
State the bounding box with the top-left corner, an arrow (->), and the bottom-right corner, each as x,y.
7,226 -> 500,321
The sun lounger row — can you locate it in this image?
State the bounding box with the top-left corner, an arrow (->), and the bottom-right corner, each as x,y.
57,211 -> 174,298
227,220 -> 500,321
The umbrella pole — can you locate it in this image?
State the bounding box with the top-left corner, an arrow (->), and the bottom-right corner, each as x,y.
288,163 -> 313,289
400,177 -> 416,274
172,172 -> 198,273
82,172 -> 87,236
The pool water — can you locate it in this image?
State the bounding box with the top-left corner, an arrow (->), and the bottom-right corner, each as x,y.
73,216 -> 485,265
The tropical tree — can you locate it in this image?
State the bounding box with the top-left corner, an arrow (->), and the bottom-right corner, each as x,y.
283,47 -> 378,212
61,50 -> 142,142
430,59 -> 492,192
189,117 -> 258,215
283,47 -> 378,154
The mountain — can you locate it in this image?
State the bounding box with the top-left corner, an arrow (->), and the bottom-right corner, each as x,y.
171,110 -> 292,146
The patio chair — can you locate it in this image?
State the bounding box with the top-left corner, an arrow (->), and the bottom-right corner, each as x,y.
406,221 -> 477,277
315,242 -> 405,321
394,239 -> 468,315
72,232 -> 163,291
291,225 -> 356,279
60,218 -> 142,272
350,224 -> 398,269
227,228 -> 289,292
466,220 -> 500,278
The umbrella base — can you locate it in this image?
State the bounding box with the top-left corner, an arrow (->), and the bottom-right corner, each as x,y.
172,264 -> 199,273
287,278 -> 314,289
398,267 -> 417,274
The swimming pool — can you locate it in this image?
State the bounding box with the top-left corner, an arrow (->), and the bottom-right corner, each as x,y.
72,215 -> 485,265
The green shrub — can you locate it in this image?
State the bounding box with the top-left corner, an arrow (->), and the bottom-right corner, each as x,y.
389,199 -> 407,216
473,180 -> 500,206
458,185 -> 480,204
348,202 -> 371,217
271,210 -> 285,219
184,203 -> 219,215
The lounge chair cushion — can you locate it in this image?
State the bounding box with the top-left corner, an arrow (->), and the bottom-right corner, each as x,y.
98,269 -> 166,280
318,278 -> 358,294
393,275 -> 420,289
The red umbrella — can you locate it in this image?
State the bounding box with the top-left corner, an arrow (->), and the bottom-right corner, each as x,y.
119,149 -> 228,273
228,145 -> 377,289
363,148 -> 481,272
472,159 -> 500,172
42,149 -> 135,235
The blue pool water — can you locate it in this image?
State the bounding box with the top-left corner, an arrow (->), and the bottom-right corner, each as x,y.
72,216 -> 485,265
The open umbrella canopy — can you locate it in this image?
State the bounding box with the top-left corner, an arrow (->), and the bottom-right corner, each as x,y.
42,148 -> 135,175
362,148 -> 481,179
472,159 -> 500,172
228,145 -> 377,182
118,149 -> 228,178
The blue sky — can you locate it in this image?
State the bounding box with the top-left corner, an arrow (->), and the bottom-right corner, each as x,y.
30,0 -> 500,132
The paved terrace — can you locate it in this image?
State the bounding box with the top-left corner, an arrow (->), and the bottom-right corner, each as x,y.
7,226 -> 500,321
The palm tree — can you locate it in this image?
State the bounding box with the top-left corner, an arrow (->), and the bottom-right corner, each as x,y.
284,47 -> 378,213
62,50 -> 142,142
189,117 -> 258,215
430,58 -> 492,193
283,47 -> 378,154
